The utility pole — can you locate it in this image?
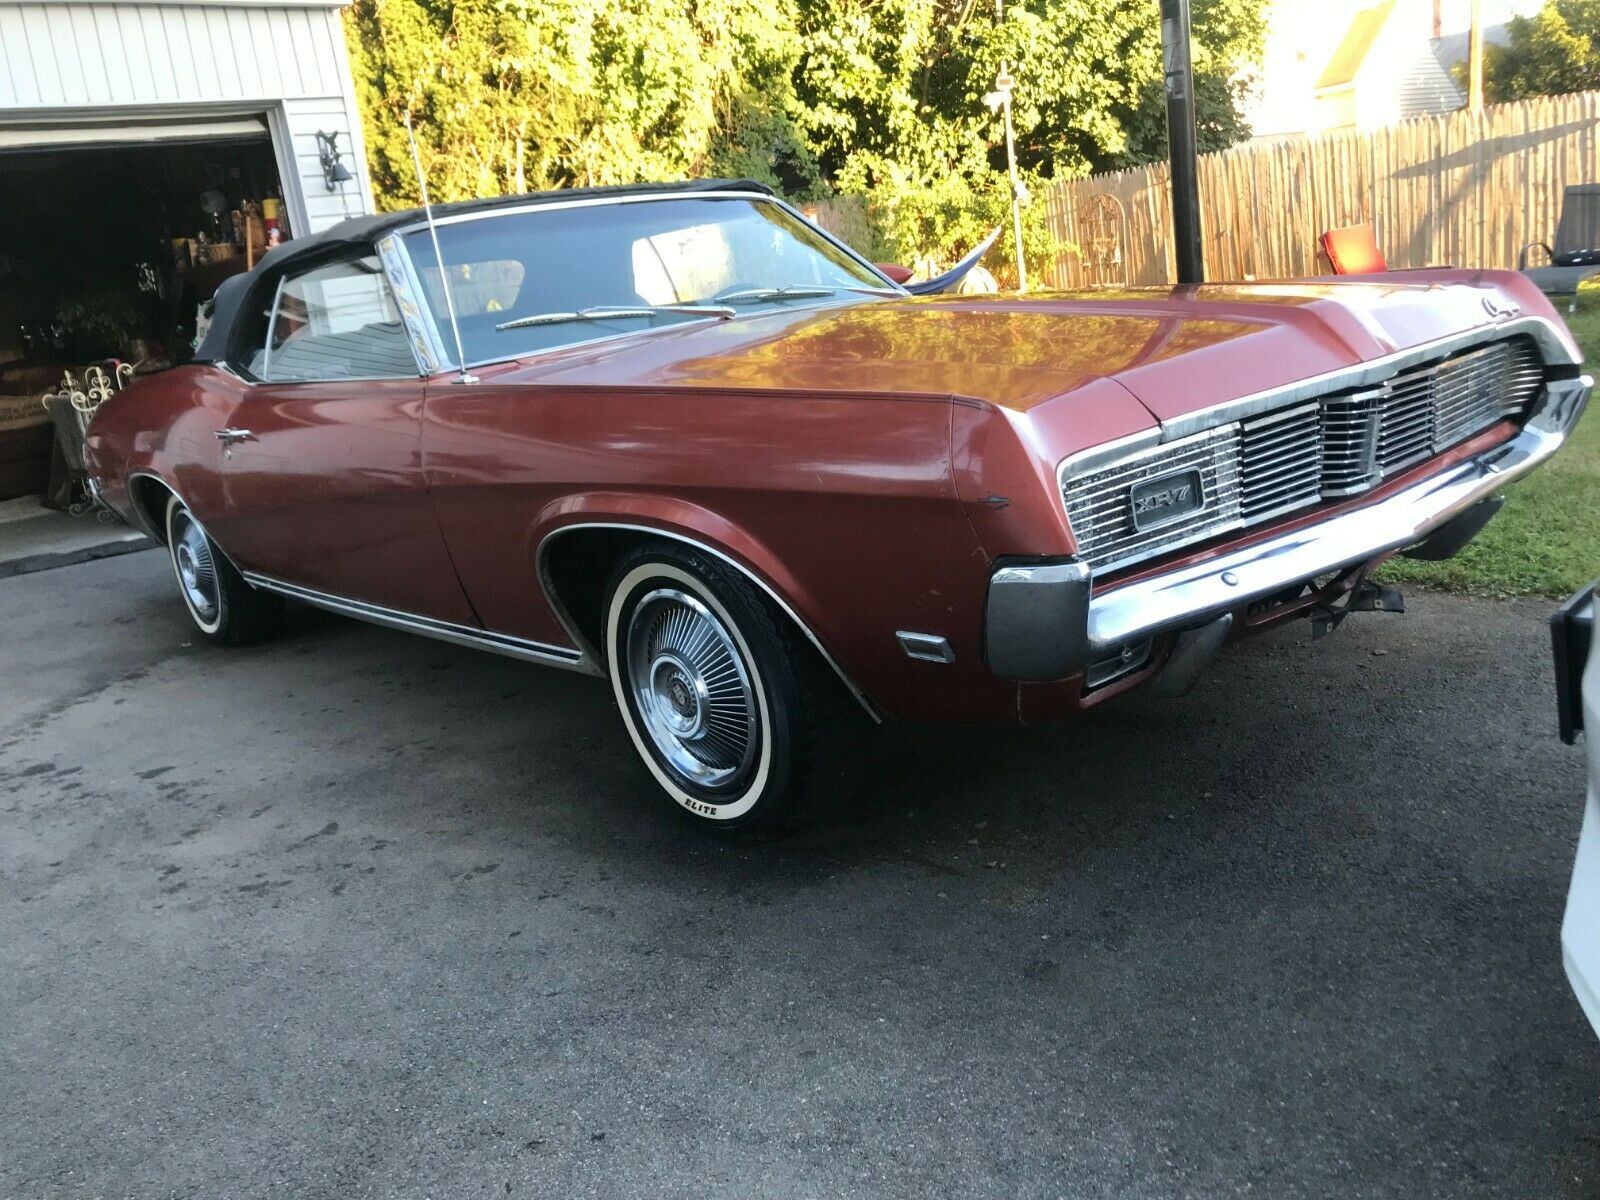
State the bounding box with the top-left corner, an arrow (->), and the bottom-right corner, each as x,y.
1159,0 -> 1204,285
1466,0 -> 1485,112
985,0 -> 1028,290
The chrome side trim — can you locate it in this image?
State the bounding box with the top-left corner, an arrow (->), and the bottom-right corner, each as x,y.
240,571 -> 601,676
220,369 -> 432,390
1156,315 -> 1579,443
534,522 -> 882,722
1083,373 -> 1592,657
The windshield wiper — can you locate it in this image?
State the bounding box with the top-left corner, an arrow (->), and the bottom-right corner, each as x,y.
713,282 -> 904,305
495,304 -> 734,333
712,284 -> 838,304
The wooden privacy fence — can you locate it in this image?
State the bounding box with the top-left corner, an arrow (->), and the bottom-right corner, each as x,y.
797,197 -> 878,256
1040,90 -> 1600,288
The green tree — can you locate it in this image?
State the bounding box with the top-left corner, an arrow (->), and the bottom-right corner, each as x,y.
345,0 -> 821,206
791,0 -> 1266,276
1484,0 -> 1600,102
344,0 -> 1268,284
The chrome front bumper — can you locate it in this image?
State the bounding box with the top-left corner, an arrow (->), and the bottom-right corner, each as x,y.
985,374 -> 1592,681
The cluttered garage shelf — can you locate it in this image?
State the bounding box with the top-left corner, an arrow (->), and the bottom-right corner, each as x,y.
0,135 -> 292,507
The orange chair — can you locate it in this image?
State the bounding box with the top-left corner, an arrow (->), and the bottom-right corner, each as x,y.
1320,223 -> 1387,275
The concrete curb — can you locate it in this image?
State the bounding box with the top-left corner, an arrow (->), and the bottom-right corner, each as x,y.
0,536 -> 155,580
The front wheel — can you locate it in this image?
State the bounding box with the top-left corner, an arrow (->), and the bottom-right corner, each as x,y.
604,543 -> 863,832
164,495 -> 282,645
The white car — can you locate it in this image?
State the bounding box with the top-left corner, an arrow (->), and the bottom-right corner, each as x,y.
1557,580 -> 1599,1034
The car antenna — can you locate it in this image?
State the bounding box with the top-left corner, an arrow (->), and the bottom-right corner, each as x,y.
403,112 -> 477,385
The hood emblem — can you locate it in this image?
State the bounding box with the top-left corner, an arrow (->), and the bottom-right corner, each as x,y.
1129,468 -> 1206,532
1483,295 -> 1520,319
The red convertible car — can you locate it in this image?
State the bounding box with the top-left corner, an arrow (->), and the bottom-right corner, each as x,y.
86,180 -> 1592,830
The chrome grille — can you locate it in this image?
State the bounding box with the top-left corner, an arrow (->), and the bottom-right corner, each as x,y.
1061,336 -> 1545,573
1377,371 -> 1436,474
1239,401 -> 1322,521
1320,390 -> 1382,494
1060,425 -> 1242,572
1433,338 -> 1542,446
1318,337 -> 1544,496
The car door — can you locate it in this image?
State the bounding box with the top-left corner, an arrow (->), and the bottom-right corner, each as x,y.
201,253 -> 478,626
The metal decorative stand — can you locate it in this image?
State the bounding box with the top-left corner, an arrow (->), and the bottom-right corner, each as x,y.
1077,193 -> 1128,289
40,363 -> 134,515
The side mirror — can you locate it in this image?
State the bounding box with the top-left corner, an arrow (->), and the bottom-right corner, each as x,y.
875,263 -> 914,285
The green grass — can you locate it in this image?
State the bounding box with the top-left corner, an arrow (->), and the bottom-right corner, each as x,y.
1378,283 -> 1600,598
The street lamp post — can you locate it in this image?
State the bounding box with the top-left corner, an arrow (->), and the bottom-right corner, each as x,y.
985,0 -> 1028,291
1160,0 -> 1204,284
999,71 -> 1028,291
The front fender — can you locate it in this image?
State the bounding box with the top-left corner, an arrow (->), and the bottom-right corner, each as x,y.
534,495 -> 879,718
527,480 -> 1017,723
535,492 -> 825,636
423,380 -> 1031,722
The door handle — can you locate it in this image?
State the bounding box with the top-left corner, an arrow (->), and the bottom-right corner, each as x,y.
215,428 -> 254,446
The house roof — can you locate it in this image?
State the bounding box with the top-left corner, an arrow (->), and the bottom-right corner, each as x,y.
1316,1 -> 1395,90
1398,38 -> 1466,118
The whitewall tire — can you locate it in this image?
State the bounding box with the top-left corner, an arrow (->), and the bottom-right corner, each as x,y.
603,543 -> 862,831
163,495 -> 282,646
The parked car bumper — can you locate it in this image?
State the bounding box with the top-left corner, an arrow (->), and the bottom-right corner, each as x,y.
1564,766 -> 1600,1038
987,373 -> 1593,682
1556,580 -> 1600,1038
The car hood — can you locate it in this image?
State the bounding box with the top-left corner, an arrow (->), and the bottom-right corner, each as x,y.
1035,270 -> 1577,424
478,269 -> 1575,423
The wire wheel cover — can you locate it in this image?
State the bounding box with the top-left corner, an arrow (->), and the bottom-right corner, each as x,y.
172,511 -> 220,622
625,587 -> 758,792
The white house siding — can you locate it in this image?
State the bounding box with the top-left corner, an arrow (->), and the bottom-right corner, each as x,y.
0,0 -> 373,233
284,93 -> 373,230
1243,0 -> 1545,139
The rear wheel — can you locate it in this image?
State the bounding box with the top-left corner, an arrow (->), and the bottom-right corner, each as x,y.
164,495 -> 281,645
604,543 -> 862,832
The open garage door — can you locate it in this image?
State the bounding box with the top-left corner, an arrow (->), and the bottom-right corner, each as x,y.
0,115 -> 270,151
0,128 -> 285,501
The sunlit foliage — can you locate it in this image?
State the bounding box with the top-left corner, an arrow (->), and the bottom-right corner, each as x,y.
344,0 -> 1266,277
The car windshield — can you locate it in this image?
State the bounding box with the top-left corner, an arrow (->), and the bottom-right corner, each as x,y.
400,195 -> 897,366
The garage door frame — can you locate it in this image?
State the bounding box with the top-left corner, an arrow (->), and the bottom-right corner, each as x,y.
0,99 -> 315,236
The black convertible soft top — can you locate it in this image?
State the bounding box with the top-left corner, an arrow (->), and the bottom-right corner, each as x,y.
192,179 -> 775,365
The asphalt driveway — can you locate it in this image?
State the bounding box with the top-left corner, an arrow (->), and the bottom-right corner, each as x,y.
3,551 -> 1597,1199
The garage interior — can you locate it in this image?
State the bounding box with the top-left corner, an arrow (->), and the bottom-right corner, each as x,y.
0,122 -> 286,505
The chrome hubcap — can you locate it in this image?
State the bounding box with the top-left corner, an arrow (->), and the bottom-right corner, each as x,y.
626,588 -> 757,792
172,511 -> 219,623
